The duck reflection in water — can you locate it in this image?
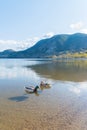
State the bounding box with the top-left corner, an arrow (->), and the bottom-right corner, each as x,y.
25,90 -> 40,96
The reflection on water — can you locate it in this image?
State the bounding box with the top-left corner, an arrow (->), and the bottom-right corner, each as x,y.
1,59 -> 87,82
28,59 -> 87,82
68,81 -> 87,95
0,59 -> 87,97
1,59 -> 87,129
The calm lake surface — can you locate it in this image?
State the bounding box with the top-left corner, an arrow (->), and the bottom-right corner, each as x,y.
0,59 -> 87,130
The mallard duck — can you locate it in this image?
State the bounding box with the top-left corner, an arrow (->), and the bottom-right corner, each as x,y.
25,85 -> 39,93
40,81 -> 50,88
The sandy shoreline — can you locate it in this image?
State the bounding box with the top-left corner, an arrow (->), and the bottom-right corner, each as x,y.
0,89 -> 87,130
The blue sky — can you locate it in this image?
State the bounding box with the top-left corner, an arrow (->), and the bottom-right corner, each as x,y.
0,0 -> 87,51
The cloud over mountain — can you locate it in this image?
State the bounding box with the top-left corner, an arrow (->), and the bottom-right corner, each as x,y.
42,32 -> 54,38
0,37 -> 39,51
81,28 -> 87,34
70,21 -> 87,34
70,22 -> 83,30
0,32 -> 54,51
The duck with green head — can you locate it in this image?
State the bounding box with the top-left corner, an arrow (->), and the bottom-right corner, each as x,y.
25,85 -> 39,93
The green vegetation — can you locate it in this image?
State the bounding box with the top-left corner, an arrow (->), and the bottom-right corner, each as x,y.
57,52 -> 87,58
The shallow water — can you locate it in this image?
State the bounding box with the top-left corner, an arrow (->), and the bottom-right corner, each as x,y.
0,59 -> 87,130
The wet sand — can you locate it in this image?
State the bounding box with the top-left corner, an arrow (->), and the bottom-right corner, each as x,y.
0,82 -> 87,130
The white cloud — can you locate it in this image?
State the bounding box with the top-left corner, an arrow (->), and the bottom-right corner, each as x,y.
0,32 -> 54,52
70,22 -> 84,30
0,37 -> 40,51
42,32 -> 54,38
69,22 -> 87,34
80,28 -> 87,34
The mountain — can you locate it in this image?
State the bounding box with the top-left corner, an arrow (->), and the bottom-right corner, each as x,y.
0,33 -> 87,58
0,49 -> 16,58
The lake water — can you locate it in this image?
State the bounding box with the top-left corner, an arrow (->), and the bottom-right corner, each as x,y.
0,59 -> 87,130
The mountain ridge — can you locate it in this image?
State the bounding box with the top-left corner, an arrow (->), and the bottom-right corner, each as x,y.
0,33 -> 87,58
